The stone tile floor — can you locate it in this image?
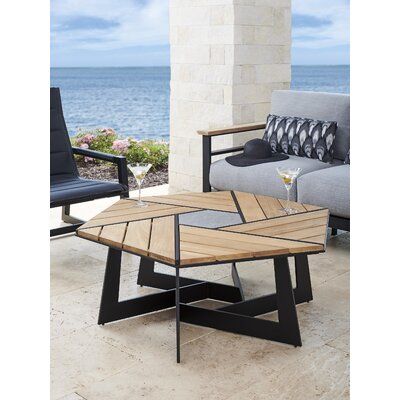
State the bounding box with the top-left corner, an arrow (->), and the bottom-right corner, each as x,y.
51,188 -> 349,400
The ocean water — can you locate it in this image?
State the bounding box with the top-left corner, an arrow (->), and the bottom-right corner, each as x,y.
50,65 -> 349,140
291,65 -> 349,93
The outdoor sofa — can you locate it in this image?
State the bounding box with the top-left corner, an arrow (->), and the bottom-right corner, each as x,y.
50,87 -> 129,237
199,90 -> 350,232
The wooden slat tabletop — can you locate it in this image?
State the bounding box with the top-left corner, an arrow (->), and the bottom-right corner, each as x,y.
76,191 -> 329,266
123,219 -> 152,255
233,191 -> 265,222
148,216 -> 176,264
100,223 -> 127,248
142,192 -> 237,212
255,195 -> 287,218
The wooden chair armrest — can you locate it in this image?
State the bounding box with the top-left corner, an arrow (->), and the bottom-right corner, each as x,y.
197,122 -> 266,137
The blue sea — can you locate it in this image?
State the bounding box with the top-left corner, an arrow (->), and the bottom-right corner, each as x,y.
50,65 -> 349,140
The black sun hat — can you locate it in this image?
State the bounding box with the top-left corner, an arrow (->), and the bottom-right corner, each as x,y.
226,139 -> 289,167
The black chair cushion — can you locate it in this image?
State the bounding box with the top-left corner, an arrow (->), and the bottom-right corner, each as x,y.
51,176 -> 126,208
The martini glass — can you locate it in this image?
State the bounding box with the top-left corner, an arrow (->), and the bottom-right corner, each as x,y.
128,163 -> 152,207
276,167 -> 302,214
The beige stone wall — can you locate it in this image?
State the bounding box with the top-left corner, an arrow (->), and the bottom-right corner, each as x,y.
169,0 -> 291,193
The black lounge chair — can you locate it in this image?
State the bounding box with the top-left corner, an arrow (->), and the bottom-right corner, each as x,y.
50,87 -> 129,237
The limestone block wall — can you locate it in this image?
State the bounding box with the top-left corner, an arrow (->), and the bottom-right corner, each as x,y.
169,0 -> 291,193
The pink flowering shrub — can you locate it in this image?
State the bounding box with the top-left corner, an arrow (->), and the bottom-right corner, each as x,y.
75,134 -> 95,146
112,139 -> 130,154
71,128 -> 169,169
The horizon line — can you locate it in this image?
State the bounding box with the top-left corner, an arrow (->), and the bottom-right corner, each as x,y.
51,64 -> 350,68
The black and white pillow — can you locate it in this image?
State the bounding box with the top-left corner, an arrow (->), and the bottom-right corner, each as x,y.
263,114 -> 337,163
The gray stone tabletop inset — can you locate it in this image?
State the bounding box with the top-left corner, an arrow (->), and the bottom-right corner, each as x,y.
179,210 -> 243,229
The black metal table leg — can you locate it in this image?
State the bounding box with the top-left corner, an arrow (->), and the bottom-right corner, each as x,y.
137,257 -> 155,287
98,248 -> 122,324
175,267 -> 181,363
231,262 -> 245,300
294,254 -> 313,303
274,257 -> 302,347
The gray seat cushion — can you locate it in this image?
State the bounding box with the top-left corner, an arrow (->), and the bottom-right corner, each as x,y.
297,165 -> 350,218
271,90 -> 350,161
210,155 -> 335,201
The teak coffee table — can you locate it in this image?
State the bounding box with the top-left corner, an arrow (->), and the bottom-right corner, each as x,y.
76,191 -> 329,363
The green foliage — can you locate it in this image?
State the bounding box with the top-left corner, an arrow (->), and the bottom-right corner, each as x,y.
91,134 -> 117,153
72,128 -> 169,170
125,140 -> 169,169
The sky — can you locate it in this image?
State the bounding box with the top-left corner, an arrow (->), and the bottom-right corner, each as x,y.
50,0 -> 349,67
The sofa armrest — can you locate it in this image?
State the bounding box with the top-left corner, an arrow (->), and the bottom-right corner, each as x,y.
72,147 -> 129,195
197,122 -> 266,137
199,122 -> 266,192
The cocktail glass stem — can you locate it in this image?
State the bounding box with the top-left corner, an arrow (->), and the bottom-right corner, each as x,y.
136,180 -> 147,206
138,181 -> 142,204
286,187 -> 291,212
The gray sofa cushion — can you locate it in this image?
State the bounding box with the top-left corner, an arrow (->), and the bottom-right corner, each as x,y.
297,165 -> 350,218
210,155 -> 334,201
271,90 -> 350,161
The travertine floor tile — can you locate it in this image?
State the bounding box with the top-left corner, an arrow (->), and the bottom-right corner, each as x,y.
227,345 -> 349,400
56,392 -> 87,400
79,330 -> 280,400
51,271 -> 160,338
51,286 -> 99,339
326,331 -> 349,355
50,250 -> 106,296
311,272 -> 350,319
295,303 -> 349,349
93,313 -> 213,351
50,235 -> 108,263
51,242 -> 140,297
51,328 -> 137,399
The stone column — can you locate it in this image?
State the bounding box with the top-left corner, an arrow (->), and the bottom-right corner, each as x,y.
169,0 -> 291,193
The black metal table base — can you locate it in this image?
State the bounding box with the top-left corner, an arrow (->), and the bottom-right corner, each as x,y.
98,249 -> 313,363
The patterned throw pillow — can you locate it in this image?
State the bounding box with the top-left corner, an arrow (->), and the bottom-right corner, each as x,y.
263,114 -> 337,163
